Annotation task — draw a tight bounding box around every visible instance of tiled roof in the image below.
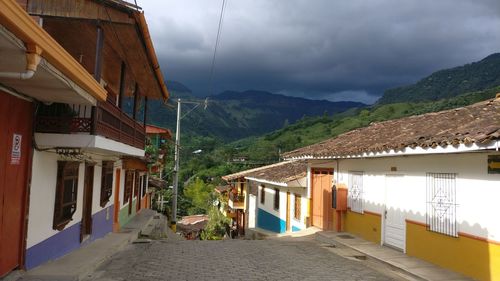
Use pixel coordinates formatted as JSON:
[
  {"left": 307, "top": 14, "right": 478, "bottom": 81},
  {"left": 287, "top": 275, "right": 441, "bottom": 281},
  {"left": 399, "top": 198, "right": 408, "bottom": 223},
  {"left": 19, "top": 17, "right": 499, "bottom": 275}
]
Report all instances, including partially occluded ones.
[
  {"left": 222, "top": 161, "right": 306, "bottom": 184},
  {"left": 245, "top": 161, "right": 307, "bottom": 184},
  {"left": 284, "top": 98, "right": 500, "bottom": 159},
  {"left": 146, "top": 125, "right": 172, "bottom": 138},
  {"left": 222, "top": 161, "right": 289, "bottom": 181},
  {"left": 214, "top": 185, "right": 231, "bottom": 194}
]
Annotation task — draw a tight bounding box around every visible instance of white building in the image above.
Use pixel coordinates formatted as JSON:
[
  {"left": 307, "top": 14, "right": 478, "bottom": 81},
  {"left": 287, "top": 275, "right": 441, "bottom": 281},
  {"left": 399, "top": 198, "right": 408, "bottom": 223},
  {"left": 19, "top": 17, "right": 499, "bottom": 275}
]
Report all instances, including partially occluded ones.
[{"left": 284, "top": 97, "right": 500, "bottom": 281}]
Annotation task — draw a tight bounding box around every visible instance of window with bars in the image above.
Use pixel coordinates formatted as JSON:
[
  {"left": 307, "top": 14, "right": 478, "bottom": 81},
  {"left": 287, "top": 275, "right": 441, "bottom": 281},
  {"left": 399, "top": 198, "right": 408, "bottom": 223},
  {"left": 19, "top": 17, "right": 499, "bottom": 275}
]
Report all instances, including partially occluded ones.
[
  {"left": 426, "top": 173, "right": 458, "bottom": 237},
  {"left": 123, "top": 170, "right": 134, "bottom": 203},
  {"left": 53, "top": 161, "right": 79, "bottom": 231},
  {"left": 274, "top": 188, "right": 280, "bottom": 210},
  {"left": 260, "top": 186, "right": 265, "bottom": 204},
  {"left": 348, "top": 171, "right": 364, "bottom": 213},
  {"left": 100, "top": 161, "right": 114, "bottom": 207},
  {"left": 294, "top": 194, "right": 301, "bottom": 220}
]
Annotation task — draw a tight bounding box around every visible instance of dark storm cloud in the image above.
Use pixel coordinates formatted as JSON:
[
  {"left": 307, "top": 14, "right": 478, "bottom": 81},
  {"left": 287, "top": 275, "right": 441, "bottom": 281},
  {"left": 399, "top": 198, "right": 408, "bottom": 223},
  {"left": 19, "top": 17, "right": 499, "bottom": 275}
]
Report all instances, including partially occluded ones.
[{"left": 141, "top": 0, "right": 500, "bottom": 104}]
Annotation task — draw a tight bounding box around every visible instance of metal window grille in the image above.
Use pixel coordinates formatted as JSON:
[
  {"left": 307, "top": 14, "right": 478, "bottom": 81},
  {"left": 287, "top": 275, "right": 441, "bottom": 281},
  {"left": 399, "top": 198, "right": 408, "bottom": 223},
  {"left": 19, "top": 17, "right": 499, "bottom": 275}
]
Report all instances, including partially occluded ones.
[
  {"left": 348, "top": 172, "right": 363, "bottom": 213},
  {"left": 426, "top": 173, "right": 458, "bottom": 237}
]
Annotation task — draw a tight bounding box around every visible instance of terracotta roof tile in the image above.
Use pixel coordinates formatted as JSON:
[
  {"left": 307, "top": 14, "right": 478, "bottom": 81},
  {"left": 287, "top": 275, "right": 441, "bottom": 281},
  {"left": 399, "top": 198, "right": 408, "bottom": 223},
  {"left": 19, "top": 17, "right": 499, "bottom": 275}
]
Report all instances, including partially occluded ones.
[
  {"left": 245, "top": 161, "right": 307, "bottom": 184},
  {"left": 284, "top": 98, "right": 500, "bottom": 159}
]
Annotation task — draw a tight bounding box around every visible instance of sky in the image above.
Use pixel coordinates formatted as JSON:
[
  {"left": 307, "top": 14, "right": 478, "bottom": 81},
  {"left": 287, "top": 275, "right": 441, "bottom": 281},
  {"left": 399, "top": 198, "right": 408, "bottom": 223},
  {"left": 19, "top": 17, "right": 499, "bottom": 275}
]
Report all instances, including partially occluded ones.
[{"left": 138, "top": 0, "right": 500, "bottom": 104}]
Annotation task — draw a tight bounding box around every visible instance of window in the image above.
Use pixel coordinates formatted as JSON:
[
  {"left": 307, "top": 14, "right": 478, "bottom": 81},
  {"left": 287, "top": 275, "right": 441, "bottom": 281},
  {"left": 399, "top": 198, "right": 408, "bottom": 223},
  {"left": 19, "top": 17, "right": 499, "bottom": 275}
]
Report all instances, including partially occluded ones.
[
  {"left": 426, "top": 173, "right": 457, "bottom": 237},
  {"left": 260, "top": 186, "right": 265, "bottom": 204},
  {"left": 53, "top": 161, "right": 79, "bottom": 230},
  {"left": 100, "top": 161, "right": 114, "bottom": 207},
  {"left": 274, "top": 188, "right": 280, "bottom": 210},
  {"left": 348, "top": 172, "right": 364, "bottom": 213},
  {"left": 124, "top": 170, "right": 133, "bottom": 203},
  {"left": 294, "top": 194, "right": 301, "bottom": 220}
]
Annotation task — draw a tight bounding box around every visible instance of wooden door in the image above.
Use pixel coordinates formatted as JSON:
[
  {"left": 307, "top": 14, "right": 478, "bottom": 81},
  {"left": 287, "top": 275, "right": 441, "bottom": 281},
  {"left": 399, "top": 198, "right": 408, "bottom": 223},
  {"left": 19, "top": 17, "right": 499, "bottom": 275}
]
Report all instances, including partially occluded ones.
[
  {"left": 81, "top": 164, "right": 94, "bottom": 241},
  {"left": 0, "top": 92, "right": 33, "bottom": 277},
  {"left": 384, "top": 175, "right": 406, "bottom": 251},
  {"left": 311, "top": 169, "right": 334, "bottom": 230},
  {"left": 113, "top": 168, "right": 121, "bottom": 232},
  {"left": 286, "top": 192, "right": 291, "bottom": 232}
]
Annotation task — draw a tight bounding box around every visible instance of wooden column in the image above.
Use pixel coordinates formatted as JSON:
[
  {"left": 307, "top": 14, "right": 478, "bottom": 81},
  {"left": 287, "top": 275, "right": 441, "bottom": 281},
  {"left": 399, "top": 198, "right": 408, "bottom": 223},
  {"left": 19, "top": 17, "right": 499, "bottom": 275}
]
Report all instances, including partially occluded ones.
[
  {"left": 132, "top": 83, "right": 139, "bottom": 120},
  {"left": 118, "top": 61, "right": 126, "bottom": 110},
  {"left": 143, "top": 96, "right": 148, "bottom": 126},
  {"left": 91, "top": 24, "right": 104, "bottom": 135}
]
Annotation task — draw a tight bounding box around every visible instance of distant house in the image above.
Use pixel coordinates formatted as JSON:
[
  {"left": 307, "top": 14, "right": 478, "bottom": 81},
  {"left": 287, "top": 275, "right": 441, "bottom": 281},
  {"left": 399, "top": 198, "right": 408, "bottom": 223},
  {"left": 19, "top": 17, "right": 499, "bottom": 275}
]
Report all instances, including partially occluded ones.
[
  {"left": 245, "top": 161, "right": 308, "bottom": 233},
  {"left": 0, "top": 0, "right": 169, "bottom": 275},
  {"left": 177, "top": 215, "right": 209, "bottom": 240},
  {"left": 221, "top": 161, "right": 309, "bottom": 235},
  {"left": 283, "top": 97, "right": 500, "bottom": 281}
]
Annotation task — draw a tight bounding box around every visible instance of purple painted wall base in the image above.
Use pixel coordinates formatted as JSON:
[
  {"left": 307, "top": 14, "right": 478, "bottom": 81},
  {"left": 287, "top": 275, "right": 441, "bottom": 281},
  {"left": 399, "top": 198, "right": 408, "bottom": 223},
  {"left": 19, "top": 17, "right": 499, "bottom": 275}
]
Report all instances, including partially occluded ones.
[{"left": 26, "top": 205, "right": 114, "bottom": 269}]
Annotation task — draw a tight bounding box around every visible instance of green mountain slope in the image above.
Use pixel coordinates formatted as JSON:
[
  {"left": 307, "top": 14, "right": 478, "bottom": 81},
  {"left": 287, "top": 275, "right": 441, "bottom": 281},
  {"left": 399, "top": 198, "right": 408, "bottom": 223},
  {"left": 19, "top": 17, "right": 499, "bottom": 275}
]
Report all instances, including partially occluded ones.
[
  {"left": 146, "top": 85, "right": 364, "bottom": 142},
  {"left": 378, "top": 53, "right": 500, "bottom": 104}
]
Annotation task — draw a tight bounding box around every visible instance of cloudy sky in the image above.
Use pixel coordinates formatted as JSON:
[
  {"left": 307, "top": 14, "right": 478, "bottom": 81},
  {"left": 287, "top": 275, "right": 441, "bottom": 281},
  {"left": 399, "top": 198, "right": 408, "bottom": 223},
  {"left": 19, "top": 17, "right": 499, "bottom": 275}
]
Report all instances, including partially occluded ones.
[{"left": 139, "top": 0, "right": 500, "bottom": 104}]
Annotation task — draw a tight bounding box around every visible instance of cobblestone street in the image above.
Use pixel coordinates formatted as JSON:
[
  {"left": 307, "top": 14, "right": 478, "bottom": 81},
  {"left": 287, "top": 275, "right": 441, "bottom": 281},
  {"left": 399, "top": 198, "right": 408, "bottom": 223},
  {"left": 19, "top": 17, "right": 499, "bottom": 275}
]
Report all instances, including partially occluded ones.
[{"left": 85, "top": 236, "right": 404, "bottom": 281}]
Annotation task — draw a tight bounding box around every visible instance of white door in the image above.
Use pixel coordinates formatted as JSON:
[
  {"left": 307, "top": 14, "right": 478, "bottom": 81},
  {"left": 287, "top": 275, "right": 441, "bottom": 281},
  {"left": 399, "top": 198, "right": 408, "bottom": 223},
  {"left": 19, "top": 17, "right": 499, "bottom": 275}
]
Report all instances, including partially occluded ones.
[
  {"left": 248, "top": 194, "right": 256, "bottom": 228},
  {"left": 384, "top": 175, "right": 406, "bottom": 251}
]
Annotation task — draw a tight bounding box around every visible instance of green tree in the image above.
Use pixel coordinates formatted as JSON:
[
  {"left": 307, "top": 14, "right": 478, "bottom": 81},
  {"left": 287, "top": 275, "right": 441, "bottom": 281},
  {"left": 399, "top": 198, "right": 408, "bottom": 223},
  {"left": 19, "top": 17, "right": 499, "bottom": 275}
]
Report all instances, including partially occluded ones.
[
  {"left": 201, "top": 206, "right": 230, "bottom": 240},
  {"left": 183, "top": 178, "right": 214, "bottom": 214}
]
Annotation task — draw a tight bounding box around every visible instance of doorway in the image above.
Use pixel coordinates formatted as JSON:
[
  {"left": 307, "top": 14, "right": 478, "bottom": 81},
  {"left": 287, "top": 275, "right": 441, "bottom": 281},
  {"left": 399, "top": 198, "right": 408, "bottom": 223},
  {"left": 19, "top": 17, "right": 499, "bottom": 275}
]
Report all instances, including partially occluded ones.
[
  {"left": 0, "top": 92, "right": 33, "bottom": 276},
  {"left": 81, "top": 164, "right": 94, "bottom": 241},
  {"left": 384, "top": 175, "right": 406, "bottom": 252},
  {"left": 311, "top": 169, "right": 334, "bottom": 230}
]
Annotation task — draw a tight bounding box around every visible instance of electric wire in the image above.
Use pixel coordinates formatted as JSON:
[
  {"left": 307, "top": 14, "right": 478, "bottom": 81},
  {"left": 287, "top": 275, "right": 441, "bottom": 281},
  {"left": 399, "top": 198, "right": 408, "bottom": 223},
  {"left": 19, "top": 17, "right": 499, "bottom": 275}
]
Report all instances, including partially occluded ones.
[{"left": 208, "top": 0, "right": 228, "bottom": 97}]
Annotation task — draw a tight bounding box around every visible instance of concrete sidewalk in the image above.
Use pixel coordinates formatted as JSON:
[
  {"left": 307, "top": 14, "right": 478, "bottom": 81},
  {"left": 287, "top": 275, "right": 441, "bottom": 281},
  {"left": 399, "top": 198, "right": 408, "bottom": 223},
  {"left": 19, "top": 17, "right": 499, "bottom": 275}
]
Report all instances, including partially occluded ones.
[
  {"left": 315, "top": 231, "right": 472, "bottom": 281},
  {"left": 12, "top": 209, "right": 159, "bottom": 281}
]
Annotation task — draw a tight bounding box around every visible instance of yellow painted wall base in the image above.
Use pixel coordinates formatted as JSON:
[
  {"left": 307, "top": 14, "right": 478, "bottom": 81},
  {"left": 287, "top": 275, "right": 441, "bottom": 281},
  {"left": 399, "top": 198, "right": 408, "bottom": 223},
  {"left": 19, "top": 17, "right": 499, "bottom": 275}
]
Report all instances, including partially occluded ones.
[
  {"left": 344, "top": 210, "right": 381, "bottom": 244},
  {"left": 406, "top": 222, "right": 500, "bottom": 281}
]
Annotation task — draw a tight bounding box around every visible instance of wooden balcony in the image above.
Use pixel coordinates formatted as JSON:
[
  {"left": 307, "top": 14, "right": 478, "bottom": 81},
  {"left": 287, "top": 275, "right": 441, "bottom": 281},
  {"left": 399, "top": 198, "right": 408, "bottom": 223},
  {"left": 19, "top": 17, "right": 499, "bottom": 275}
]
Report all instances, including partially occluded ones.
[
  {"left": 35, "top": 101, "right": 145, "bottom": 149},
  {"left": 228, "top": 192, "right": 245, "bottom": 210}
]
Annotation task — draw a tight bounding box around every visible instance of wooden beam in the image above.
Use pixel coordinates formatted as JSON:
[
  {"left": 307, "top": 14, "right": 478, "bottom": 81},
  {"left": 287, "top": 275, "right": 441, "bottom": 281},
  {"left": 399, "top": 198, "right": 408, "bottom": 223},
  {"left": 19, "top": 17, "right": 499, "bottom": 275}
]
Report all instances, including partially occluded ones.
[
  {"left": 118, "top": 61, "right": 126, "bottom": 109},
  {"left": 132, "top": 83, "right": 138, "bottom": 120},
  {"left": 94, "top": 25, "right": 104, "bottom": 81},
  {"left": 143, "top": 96, "right": 148, "bottom": 127}
]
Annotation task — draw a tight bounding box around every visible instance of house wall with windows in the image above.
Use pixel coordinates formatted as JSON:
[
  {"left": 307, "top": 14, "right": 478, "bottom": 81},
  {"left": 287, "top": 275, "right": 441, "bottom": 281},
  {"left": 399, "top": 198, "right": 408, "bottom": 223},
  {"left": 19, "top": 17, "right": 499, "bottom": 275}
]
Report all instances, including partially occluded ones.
[
  {"left": 25, "top": 151, "right": 115, "bottom": 269},
  {"left": 255, "top": 184, "right": 308, "bottom": 233},
  {"left": 314, "top": 152, "right": 500, "bottom": 281}
]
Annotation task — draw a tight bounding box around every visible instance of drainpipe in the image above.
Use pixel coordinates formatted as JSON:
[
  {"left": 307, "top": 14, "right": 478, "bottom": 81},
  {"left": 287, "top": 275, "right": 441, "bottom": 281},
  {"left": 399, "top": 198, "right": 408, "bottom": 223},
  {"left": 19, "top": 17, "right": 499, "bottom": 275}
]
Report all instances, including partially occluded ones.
[{"left": 0, "top": 44, "right": 41, "bottom": 80}]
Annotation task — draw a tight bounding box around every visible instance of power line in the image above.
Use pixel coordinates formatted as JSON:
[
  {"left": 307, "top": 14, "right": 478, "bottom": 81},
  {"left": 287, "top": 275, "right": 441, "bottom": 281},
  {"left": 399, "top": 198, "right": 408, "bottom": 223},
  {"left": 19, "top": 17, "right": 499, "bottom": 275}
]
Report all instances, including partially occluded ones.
[{"left": 208, "top": 0, "right": 228, "bottom": 96}]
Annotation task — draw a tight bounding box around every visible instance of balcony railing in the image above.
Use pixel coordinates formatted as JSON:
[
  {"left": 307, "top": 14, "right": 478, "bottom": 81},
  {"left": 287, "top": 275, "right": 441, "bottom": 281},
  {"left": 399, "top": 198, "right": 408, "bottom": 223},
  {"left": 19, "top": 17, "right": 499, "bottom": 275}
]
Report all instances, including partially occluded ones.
[
  {"left": 228, "top": 192, "right": 245, "bottom": 210},
  {"left": 36, "top": 102, "right": 145, "bottom": 149}
]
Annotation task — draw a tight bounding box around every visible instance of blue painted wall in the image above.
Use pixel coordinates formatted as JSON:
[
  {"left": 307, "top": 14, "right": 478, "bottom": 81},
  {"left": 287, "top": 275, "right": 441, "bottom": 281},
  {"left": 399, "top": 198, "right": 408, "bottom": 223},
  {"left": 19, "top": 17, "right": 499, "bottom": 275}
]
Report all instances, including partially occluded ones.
[
  {"left": 257, "top": 208, "right": 286, "bottom": 233},
  {"left": 26, "top": 206, "right": 113, "bottom": 269},
  {"left": 292, "top": 225, "right": 302, "bottom": 232}
]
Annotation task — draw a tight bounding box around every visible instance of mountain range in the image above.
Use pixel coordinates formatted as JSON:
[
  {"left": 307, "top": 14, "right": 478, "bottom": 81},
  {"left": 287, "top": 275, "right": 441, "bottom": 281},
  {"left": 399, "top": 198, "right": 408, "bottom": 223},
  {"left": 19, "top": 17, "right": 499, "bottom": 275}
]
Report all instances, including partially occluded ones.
[{"left": 146, "top": 88, "right": 364, "bottom": 141}]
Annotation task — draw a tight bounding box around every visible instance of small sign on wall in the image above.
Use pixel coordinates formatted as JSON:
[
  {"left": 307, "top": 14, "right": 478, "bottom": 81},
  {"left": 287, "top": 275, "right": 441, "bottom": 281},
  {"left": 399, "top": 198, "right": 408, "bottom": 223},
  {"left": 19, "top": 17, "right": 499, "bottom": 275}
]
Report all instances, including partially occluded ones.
[
  {"left": 488, "top": 155, "right": 500, "bottom": 174},
  {"left": 11, "top": 133, "right": 22, "bottom": 165}
]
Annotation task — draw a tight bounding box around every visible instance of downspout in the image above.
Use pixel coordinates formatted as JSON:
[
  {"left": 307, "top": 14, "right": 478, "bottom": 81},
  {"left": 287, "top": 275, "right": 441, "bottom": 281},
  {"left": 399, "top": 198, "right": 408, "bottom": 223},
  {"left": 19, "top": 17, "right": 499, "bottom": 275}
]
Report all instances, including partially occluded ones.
[{"left": 0, "top": 44, "right": 41, "bottom": 80}]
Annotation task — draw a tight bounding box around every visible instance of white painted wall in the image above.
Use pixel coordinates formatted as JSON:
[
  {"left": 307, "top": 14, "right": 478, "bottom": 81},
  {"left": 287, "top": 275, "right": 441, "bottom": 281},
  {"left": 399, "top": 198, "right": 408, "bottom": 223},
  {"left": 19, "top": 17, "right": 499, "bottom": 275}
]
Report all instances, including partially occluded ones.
[
  {"left": 248, "top": 194, "right": 256, "bottom": 228},
  {"left": 312, "top": 152, "right": 500, "bottom": 242},
  {"left": 256, "top": 183, "right": 308, "bottom": 231},
  {"left": 27, "top": 151, "right": 116, "bottom": 248}
]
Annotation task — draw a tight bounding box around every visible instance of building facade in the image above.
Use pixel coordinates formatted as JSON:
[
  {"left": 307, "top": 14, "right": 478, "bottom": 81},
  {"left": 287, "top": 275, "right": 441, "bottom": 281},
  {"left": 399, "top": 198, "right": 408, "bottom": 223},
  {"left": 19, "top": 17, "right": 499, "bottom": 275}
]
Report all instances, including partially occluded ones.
[
  {"left": 0, "top": 0, "right": 169, "bottom": 275},
  {"left": 284, "top": 98, "right": 500, "bottom": 281}
]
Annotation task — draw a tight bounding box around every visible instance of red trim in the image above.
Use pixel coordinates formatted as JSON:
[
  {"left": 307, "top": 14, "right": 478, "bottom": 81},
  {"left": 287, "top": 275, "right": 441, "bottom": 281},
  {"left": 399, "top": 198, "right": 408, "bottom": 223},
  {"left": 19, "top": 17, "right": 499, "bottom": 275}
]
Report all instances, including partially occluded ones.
[
  {"left": 405, "top": 219, "right": 428, "bottom": 227},
  {"left": 406, "top": 219, "right": 500, "bottom": 246},
  {"left": 458, "top": 232, "right": 500, "bottom": 246},
  {"left": 363, "top": 210, "right": 382, "bottom": 217}
]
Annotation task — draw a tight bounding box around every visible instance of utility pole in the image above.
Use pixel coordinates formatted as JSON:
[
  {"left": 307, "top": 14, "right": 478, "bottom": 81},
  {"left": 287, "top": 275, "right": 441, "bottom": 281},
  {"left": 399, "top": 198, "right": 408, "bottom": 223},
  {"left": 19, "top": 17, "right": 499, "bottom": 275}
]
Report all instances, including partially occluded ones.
[{"left": 171, "top": 98, "right": 181, "bottom": 231}]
